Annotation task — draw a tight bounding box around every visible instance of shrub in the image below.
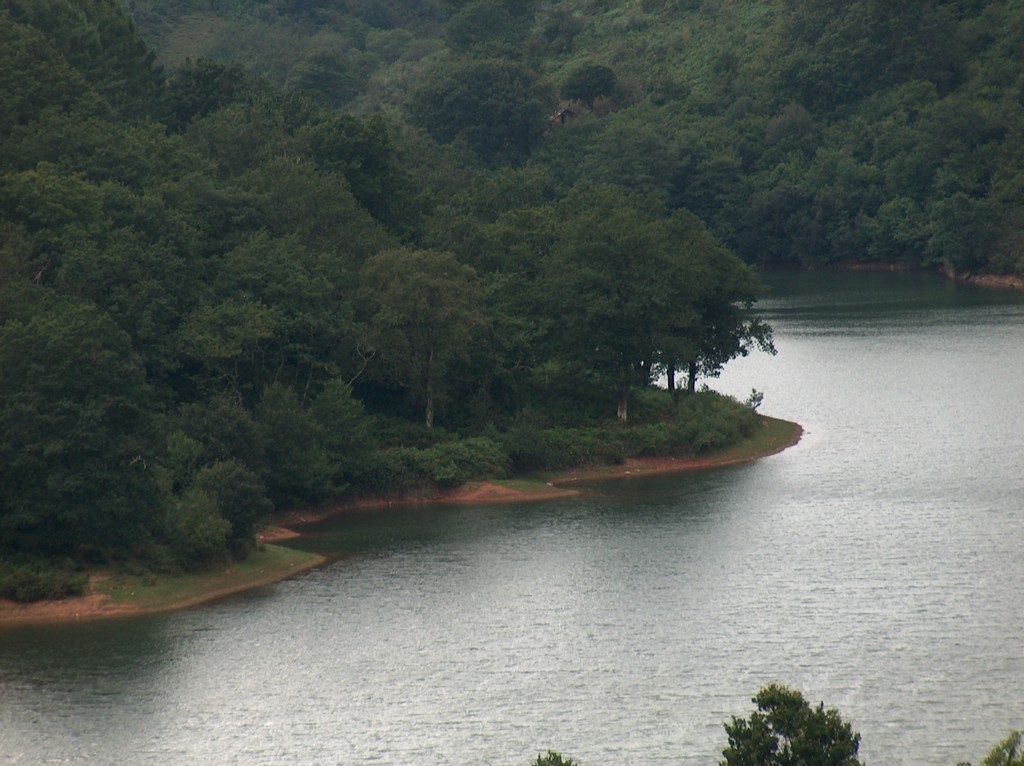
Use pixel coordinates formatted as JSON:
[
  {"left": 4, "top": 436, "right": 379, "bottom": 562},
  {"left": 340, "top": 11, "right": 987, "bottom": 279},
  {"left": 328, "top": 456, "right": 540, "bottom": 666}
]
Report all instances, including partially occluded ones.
[
  {"left": 627, "top": 386, "right": 676, "bottom": 425},
  {"left": 0, "top": 559, "right": 87, "bottom": 602},
  {"left": 500, "top": 416, "right": 557, "bottom": 472},
  {"left": 357, "top": 437, "right": 511, "bottom": 493},
  {"left": 543, "top": 426, "right": 627, "bottom": 468},
  {"left": 165, "top": 488, "right": 231, "bottom": 568},
  {"left": 427, "top": 437, "right": 511, "bottom": 488},
  {"left": 534, "top": 752, "right": 577, "bottom": 766},
  {"left": 671, "top": 391, "right": 759, "bottom": 454}
]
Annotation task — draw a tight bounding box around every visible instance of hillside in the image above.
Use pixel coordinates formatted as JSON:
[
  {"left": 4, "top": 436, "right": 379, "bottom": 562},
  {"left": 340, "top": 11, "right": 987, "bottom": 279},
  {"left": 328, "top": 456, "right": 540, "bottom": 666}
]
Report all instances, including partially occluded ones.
[{"left": 127, "top": 0, "right": 1024, "bottom": 276}]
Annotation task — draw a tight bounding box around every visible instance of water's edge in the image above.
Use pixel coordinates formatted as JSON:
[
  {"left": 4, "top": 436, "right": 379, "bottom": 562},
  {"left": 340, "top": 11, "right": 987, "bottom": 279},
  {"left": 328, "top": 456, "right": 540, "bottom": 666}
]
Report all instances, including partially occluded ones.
[{"left": 0, "top": 418, "right": 801, "bottom": 628}]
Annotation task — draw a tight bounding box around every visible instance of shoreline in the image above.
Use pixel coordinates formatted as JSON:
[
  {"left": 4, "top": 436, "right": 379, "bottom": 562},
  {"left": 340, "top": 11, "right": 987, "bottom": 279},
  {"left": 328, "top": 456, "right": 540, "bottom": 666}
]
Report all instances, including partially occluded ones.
[
  {"left": 1, "top": 417, "right": 801, "bottom": 628},
  {"left": 779, "top": 261, "right": 1024, "bottom": 292}
]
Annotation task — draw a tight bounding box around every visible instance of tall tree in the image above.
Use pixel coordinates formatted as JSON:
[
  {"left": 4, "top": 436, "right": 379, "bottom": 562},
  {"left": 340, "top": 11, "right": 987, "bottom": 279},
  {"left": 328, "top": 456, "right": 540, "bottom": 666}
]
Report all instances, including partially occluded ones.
[
  {"left": 0, "top": 299, "right": 158, "bottom": 556},
  {"left": 359, "top": 249, "right": 484, "bottom": 428},
  {"left": 537, "top": 185, "right": 769, "bottom": 422}
]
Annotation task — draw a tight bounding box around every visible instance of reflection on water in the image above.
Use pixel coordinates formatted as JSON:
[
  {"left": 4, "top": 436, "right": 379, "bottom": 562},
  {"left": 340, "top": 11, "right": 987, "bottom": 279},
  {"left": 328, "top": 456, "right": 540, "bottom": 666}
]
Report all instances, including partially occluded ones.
[{"left": 2, "top": 271, "right": 1024, "bottom": 765}]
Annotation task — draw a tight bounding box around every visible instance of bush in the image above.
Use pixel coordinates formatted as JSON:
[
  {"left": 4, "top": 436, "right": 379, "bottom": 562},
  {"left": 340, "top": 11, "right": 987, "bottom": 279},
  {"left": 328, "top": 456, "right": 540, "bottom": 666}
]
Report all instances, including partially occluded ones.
[
  {"left": 621, "top": 422, "right": 675, "bottom": 456},
  {"left": 356, "top": 437, "right": 511, "bottom": 493},
  {"left": 0, "top": 559, "right": 88, "bottom": 602},
  {"left": 165, "top": 488, "right": 231, "bottom": 568},
  {"left": 671, "top": 391, "right": 759, "bottom": 454},
  {"left": 193, "top": 459, "right": 273, "bottom": 552},
  {"left": 543, "top": 426, "right": 626, "bottom": 468},
  {"left": 627, "top": 386, "right": 676, "bottom": 425},
  {"left": 499, "top": 416, "right": 557, "bottom": 472},
  {"left": 534, "top": 752, "right": 577, "bottom": 766},
  {"left": 358, "top": 391, "right": 760, "bottom": 493},
  {"left": 427, "top": 437, "right": 511, "bottom": 488}
]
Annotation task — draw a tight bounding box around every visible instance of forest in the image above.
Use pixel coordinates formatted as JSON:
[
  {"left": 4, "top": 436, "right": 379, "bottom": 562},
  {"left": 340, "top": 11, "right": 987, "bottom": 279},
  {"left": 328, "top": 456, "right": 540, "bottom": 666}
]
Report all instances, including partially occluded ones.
[{"left": 3, "top": 0, "right": 1022, "bottom": 598}]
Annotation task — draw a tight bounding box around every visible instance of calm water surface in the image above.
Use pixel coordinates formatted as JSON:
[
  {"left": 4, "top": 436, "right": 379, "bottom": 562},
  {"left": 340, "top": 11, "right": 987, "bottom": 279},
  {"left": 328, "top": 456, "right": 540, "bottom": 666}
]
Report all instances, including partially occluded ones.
[{"left": 2, "top": 271, "right": 1023, "bottom": 765}]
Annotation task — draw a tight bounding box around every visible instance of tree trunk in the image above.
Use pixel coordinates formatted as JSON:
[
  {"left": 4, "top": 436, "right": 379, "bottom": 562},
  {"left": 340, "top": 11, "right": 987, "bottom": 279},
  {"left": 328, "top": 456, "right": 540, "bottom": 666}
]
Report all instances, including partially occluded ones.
[
  {"left": 617, "top": 387, "right": 629, "bottom": 423},
  {"left": 687, "top": 361, "right": 698, "bottom": 394},
  {"left": 424, "top": 346, "right": 435, "bottom": 428},
  {"left": 667, "top": 365, "right": 678, "bottom": 401}
]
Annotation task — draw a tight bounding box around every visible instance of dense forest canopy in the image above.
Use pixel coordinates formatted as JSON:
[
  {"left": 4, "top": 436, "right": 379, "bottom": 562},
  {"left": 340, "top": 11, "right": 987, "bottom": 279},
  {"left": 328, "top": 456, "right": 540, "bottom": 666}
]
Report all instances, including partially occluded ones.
[
  {"left": 3, "top": 0, "right": 1021, "bottom": 596},
  {"left": 126, "top": 0, "right": 1024, "bottom": 275},
  {"left": 0, "top": 0, "right": 774, "bottom": 595}
]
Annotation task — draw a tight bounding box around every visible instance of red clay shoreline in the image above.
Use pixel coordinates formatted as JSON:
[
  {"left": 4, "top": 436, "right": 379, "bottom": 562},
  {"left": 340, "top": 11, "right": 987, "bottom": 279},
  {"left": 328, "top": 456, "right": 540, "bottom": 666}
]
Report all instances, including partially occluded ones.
[
  {"left": 272, "top": 417, "right": 803, "bottom": 530},
  {"left": 1, "top": 418, "right": 802, "bottom": 627}
]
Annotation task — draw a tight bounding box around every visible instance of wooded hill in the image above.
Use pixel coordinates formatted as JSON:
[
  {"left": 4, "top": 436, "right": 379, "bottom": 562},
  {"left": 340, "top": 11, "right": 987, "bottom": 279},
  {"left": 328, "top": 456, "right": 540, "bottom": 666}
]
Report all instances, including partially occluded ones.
[
  {"left": 1, "top": 0, "right": 775, "bottom": 597},
  {"left": 129, "top": 0, "right": 1024, "bottom": 276}
]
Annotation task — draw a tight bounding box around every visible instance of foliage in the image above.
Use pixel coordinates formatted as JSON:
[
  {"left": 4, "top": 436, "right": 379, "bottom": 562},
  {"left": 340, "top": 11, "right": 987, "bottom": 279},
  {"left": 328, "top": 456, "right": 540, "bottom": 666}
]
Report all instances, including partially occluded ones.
[
  {"left": 193, "top": 459, "right": 273, "bottom": 552},
  {"left": 561, "top": 62, "right": 620, "bottom": 109},
  {"left": 2, "top": 0, "right": 795, "bottom": 588},
  {"left": 0, "top": 299, "right": 158, "bottom": 556},
  {"left": 408, "top": 55, "right": 554, "bottom": 166},
  {"left": 0, "top": 558, "right": 87, "bottom": 602},
  {"left": 359, "top": 248, "right": 485, "bottom": 427},
  {"left": 498, "top": 391, "right": 759, "bottom": 472},
  {"left": 358, "top": 436, "right": 510, "bottom": 493},
  {"left": 981, "top": 731, "right": 1024, "bottom": 766},
  {"left": 533, "top": 752, "right": 577, "bottom": 766},
  {"left": 721, "top": 684, "right": 863, "bottom": 766}
]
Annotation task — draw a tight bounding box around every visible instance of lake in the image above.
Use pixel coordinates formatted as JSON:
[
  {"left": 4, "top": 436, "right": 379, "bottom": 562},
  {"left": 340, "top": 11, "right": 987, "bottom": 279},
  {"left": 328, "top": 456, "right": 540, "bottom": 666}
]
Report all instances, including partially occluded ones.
[{"left": 2, "top": 270, "right": 1023, "bottom": 765}]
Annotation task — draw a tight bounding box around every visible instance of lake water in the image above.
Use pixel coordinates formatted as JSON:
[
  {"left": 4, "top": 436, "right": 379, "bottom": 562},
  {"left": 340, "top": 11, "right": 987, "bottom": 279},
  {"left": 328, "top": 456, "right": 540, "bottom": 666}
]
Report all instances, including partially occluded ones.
[{"left": 2, "top": 271, "right": 1023, "bottom": 765}]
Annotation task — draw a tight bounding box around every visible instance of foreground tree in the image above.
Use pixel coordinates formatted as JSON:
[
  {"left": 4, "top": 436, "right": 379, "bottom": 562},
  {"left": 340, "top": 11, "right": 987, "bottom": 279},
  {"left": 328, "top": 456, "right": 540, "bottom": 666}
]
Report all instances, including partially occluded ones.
[
  {"left": 979, "top": 731, "right": 1024, "bottom": 766},
  {"left": 721, "top": 684, "right": 862, "bottom": 766}
]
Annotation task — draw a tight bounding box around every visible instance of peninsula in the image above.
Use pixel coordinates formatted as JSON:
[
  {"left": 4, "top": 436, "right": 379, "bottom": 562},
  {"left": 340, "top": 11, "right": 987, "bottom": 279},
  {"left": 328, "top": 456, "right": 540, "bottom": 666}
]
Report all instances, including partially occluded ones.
[{"left": 0, "top": 417, "right": 800, "bottom": 627}]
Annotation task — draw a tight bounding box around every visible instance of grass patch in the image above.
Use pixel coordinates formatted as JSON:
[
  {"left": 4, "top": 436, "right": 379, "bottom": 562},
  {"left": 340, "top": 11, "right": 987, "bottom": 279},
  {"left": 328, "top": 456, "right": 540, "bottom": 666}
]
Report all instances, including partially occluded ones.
[
  {"left": 702, "top": 416, "right": 802, "bottom": 464},
  {"left": 97, "top": 544, "right": 321, "bottom": 612},
  {"left": 487, "top": 478, "right": 564, "bottom": 493}
]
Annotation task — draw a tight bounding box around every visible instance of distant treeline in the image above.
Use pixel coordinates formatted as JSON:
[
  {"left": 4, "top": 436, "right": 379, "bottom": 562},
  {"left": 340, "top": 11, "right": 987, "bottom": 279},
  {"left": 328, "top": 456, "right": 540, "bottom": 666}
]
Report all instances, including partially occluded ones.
[{"left": 129, "top": 0, "right": 1024, "bottom": 277}]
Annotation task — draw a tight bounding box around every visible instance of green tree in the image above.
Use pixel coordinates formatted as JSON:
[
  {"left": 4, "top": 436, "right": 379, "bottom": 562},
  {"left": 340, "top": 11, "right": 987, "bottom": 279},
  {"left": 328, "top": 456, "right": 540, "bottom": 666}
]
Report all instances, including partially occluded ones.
[
  {"left": 0, "top": 13, "right": 89, "bottom": 134},
  {"left": 253, "top": 382, "right": 335, "bottom": 506},
  {"left": 679, "top": 212, "right": 776, "bottom": 393},
  {"left": 163, "top": 57, "right": 250, "bottom": 132},
  {"left": 359, "top": 248, "right": 484, "bottom": 428},
  {"left": 193, "top": 459, "right": 272, "bottom": 553},
  {"left": 540, "top": 185, "right": 681, "bottom": 422},
  {"left": 408, "top": 56, "right": 554, "bottom": 165},
  {"left": 561, "top": 62, "right": 620, "bottom": 109},
  {"left": 177, "top": 297, "right": 277, "bottom": 403},
  {"left": 0, "top": 299, "right": 158, "bottom": 556},
  {"left": 175, "top": 396, "right": 267, "bottom": 480},
  {"left": 309, "top": 379, "right": 375, "bottom": 484},
  {"left": 445, "top": 0, "right": 533, "bottom": 53},
  {"left": 4, "top": 0, "right": 164, "bottom": 118},
  {"left": 721, "top": 684, "right": 862, "bottom": 766},
  {"left": 536, "top": 185, "right": 768, "bottom": 422},
  {"left": 980, "top": 732, "right": 1024, "bottom": 766},
  {"left": 164, "top": 485, "right": 231, "bottom": 567}
]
